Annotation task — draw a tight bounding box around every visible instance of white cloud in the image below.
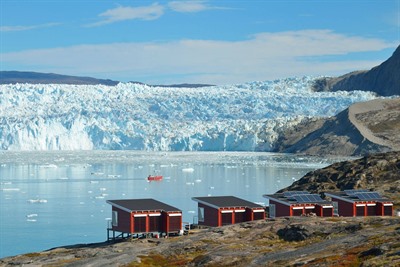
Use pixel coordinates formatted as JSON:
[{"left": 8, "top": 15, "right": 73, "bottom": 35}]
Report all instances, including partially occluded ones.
[
  {"left": 86, "top": 3, "right": 164, "bottom": 27},
  {"left": 1, "top": 30, "right": 396, "bottom": 85},
  {"left": 168, "top": 1, "right": 211, "bottom": 13},
  {"left": 0, "top": 23, "right": 59, "bottom": 32},
  {"left": 86, "top": 1, "right": 224, "bottom": 27}
]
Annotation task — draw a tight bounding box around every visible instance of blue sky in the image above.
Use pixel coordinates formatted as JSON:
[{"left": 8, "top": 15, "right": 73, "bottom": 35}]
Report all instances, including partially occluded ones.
[{"left": 1, "top": 0, "right": 399, "bottom": 85}]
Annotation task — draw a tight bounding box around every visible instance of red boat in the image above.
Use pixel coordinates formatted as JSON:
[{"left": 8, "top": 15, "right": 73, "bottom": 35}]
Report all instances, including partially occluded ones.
[{"left": 147, "top": 175, "right": 163, "bottom": 181}]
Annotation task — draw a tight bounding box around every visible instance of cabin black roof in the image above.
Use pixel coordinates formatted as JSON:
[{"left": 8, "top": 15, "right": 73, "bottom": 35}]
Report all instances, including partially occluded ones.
[
  {"left": 263, "top": 191, "right": 332, "bottom": 206},
  {"left": 107, "top": 198, "right": 181, "bottom": 213},
  {"left": 325, "top": 190, "right": 392, "bottom": 203},
  {"left": 192, "top": 196, "right": 263, "bottom": 209}
]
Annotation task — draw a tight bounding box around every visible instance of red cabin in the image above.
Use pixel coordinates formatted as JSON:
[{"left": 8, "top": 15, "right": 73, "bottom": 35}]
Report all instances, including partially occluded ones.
[
  {"left": 192, "top": 196, "right": 265, "bottom": 227},
  {"left": 263, "top": 191, "right": 334, "bottom": 218},
  {"left": 106, "top": 198, "right": 182, "bottom": 240},
  {"left": 325, "top": 190, "right": 393, "bottom": 217}
]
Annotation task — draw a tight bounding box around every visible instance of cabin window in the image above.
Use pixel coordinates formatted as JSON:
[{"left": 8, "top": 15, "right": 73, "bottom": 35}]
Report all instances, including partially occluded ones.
[
  {"left": 332, "top": 202, "right": 338, "bottom": 216},
  {"left": 112, "top": 211, "right": 118, "bottom": 226},
  {"left": 198, "top": 207, "right": 204, "bottom": 222}
]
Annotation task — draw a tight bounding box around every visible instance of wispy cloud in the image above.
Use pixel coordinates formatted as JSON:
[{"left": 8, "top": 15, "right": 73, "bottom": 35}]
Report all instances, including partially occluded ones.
[
  {"left": 87, "top": 1, "right": 225, "bottom": 27},
  {"left": 1, "top": 30, "right": 396, "bottom": 85},
  {"left": 86, "top": 3, "right": 165, "bottom": 27},
  {"left": 168, "top": 1, "right": 213, "bottom": 13},
  {"left": 0, "top": 22, "right": 59, "bottom": 32}
]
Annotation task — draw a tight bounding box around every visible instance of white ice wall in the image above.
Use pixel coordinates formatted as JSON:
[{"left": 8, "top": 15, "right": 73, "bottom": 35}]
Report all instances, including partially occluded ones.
[{"left": 0, "top": 77, "right": 377, "bottom": 151}]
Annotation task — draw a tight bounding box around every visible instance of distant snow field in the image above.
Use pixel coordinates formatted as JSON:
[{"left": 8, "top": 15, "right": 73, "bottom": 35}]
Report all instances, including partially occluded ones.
[{"left": 0, "top": 76, "right": 377, "bottom": 151}]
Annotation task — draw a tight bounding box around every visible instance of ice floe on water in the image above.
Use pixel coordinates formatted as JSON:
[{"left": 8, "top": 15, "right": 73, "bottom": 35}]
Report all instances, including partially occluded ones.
[
  {"left": 1, "top": 188, "right": 20, "bottom": 191},
  {"left": 27, "top": 199, "right": 48, "bottom": 203}
]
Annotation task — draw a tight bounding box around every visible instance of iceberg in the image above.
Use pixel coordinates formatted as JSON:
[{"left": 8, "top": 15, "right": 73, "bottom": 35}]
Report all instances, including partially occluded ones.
[{"left": 0, "top": 76, "right": 377, "bottom": 151}]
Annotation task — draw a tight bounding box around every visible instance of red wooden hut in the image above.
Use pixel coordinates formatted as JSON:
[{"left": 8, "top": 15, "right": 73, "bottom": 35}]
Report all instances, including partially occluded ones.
[
  {"left": 263, "top": 191, "right": 334, "bottom": 218},
  {"left": 191, "top": 196, "right": 265, "bottom": 227},
  {"left": 325, "top": 190, "right": 393, "bottom": 217},
  {"left": 106, "top": 198, "right": 182, "bottom": 240}
]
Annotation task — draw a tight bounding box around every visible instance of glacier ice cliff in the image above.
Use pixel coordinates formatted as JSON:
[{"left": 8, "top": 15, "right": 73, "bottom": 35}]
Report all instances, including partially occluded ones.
[{"left": 0, "top": 76, "right": 377, "bottom": 151}]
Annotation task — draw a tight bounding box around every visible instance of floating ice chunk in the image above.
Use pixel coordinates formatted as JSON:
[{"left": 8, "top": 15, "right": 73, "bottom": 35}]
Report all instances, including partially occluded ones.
[
  {"left": 195, "top": 179, "right": 202, "bottom": 183},
  {"left": 91, "top": 172, "right": 104, "bottom": 176},
  {"left": 1, "top": 188, "right": 20, "bottom": 191},
  {"left": 40, "top": 164, "right": 58, "bottom": 168},
  {"left": 90, "top": 181, "right": 99, "bottom": 184},
  {"left": 26, "top": 214, "right": 38, "bottom": 218},
  {"left": 107, "top": 174, "right": 120, "bottom": 178},
  {"left": 99, "top": 187, "right": 107, "bottom": 191},
  {"left": 27, "top": 199, "right": 47, "bottom": 203},
  {"left": 182, "top": 168, "right": 194, "bottom": 172},
  {"left": 27, "top": 219, "right": 37, "bottom": 222}
]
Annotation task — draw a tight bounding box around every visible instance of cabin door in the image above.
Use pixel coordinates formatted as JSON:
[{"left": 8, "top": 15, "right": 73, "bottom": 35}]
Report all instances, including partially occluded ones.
[{"left": 269, "top": 204, "right": 275, "bottom": 218}]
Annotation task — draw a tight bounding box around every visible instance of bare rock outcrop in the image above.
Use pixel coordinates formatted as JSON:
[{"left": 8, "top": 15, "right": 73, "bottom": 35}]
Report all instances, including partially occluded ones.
[{"left": 277, "top": 98, "right": 400, "bottom": 156}]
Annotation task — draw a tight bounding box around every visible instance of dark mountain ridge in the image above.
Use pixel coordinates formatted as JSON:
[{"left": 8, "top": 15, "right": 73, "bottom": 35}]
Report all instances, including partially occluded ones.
[
  {"left": 0, "top": 71, "right": 120, "bottom": 86},
  {"left": 0, "top": 71, "right": 214, "bottom": 88},
  {"left": 312, "top": 45, "right": 400, "bottom": 96}
]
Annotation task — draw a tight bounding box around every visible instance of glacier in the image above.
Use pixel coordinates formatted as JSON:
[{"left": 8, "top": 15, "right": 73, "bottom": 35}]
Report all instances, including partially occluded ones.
[{"left": 0, "top": 76, "right": 378, "bottom": 151}]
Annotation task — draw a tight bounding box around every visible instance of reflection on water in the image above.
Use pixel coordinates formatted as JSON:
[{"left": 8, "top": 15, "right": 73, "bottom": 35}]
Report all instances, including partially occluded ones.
[{"left": 0, "top": 151, "right": 344, "bottom": 258}]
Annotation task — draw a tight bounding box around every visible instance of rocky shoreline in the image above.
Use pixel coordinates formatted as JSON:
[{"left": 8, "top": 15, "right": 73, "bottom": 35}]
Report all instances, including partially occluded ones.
[{"left": 1, "top": 216, "right": 399, "bottom": 266}]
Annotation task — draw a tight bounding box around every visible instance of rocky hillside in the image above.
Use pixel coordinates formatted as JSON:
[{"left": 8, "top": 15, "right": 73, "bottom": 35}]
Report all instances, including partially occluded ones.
[
  {"left": 312, "top": 45, "right": 400, "bottom": 96},
  {"left": 1, "top": 216, "right": 399, "bottom": 267},
  {"left": 278, "top": 151, "right": 400, "bottom": 207},
  {"left": 276, "top": 98, "right": 400, "bottom": 156}
]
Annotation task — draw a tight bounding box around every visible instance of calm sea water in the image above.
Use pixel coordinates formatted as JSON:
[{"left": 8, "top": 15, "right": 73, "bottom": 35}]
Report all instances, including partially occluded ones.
[{"left": 0, "top": 151, "right": 343, "bottom": 258}]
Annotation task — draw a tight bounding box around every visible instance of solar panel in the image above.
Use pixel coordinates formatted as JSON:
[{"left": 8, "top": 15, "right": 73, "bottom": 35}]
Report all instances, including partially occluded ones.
[
  {"left": 283, "top": 191, "right": 309, "bottom": 198},
  {"left": 293, "top": 194, "right": 324, "bottom": 203},
  {"left": 353, "top": 192, "right": 381, "bottom": 200},
  {"left": 344, "top": 189, "right": 370, "bottom": 196}
]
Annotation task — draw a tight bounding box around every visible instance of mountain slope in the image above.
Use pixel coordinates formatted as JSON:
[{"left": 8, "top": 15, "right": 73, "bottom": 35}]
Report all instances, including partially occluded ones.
[
  {"left": 278, "top": 98, "right": 400, "bottom": 156},
  {"left": 312, "top": 45, "right": 400, "bottom": 96}
]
